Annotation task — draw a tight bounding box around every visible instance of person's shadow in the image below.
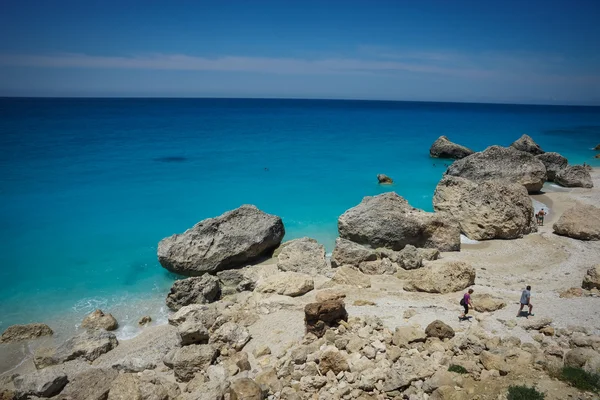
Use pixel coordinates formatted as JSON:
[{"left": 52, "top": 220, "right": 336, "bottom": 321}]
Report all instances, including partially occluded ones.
[
  {"left": 516, "top": 311, "right": 532, "bottom": 318},
  {"left": 458, "top": 316, "right": 473, "bottom": 322}
]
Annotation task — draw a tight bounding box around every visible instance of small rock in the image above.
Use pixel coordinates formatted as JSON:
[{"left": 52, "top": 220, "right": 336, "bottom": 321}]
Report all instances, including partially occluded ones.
[
  {"left": 81, "top": 309, "right": 118, "bottom": 331},
  {"left": 304, "top": 300, "right": 348, "bottom": 338},
  {"left": 377, "top": 174, "right": 393, "bottom": 184},
  {"left": 425, "top": 320, "right": 455, "bottom": 339},
  {"left": 582, "top": 265, "right": 600, "bottom": 290},
  {"left": 138, "top": 316, "right": 152, "bottom": 326},
  {"left": 353, "top": 300, "right": 376, "bottom": 306}
]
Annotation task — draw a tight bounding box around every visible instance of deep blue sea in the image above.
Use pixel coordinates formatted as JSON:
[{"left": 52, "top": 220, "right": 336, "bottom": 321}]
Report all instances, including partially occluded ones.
[{"left": 1, "top": 98, "right": 599, "bottom": 337}]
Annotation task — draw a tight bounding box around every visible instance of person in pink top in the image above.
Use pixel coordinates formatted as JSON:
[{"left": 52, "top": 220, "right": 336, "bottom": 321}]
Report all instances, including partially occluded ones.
[{"left": 460, "top": 288, "right": 474, "bottom": 319}]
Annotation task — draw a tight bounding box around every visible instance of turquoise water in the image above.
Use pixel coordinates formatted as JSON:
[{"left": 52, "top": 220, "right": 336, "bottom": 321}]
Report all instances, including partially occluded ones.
[{"left": 1, "top": 98, "right": 599, "bottom": 336}]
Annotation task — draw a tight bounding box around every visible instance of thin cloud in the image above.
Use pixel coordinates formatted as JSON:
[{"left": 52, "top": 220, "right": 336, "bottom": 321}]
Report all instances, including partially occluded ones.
[{"left": 0, "top": 53, "right": 493, "bottom": 78}]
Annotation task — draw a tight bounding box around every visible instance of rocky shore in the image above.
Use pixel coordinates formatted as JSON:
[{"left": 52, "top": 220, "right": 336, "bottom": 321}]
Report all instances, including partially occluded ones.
[{"left": 1, "top": 138, "right": 599, "bottom": 400}]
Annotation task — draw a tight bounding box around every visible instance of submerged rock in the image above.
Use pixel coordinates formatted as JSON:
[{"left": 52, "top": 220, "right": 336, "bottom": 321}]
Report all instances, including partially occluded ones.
[
  {"left": 433, "top": 175, "right": 536, "bottom": 240},
  {"left": 553, "top": 203, "right": 600, "bottom": 240},
  {"left": 276, "top": 237, "right": 329, "bottom": 276},
  {"left": 510, "top": 134, "right": 544, "bottom": 155},
  {"left": 555, "top": 165, "right": 594, "bottom": 188},
  {"left": 0, "top": 323, "right": 53, "bottom": 343},
  {"left": 377, "top": 174, "right": 394, "bottom": 184},
  {"left": 81, "top": 309, "right": 118, "bottom": 331},
  {"left": 429, "top": 136, "right": 474, "bottom": 159},
  {"left": 158, "top": 205, "right": 284, "bottom": 276},
  {"left": 165, "top": 274, "right": 221, "bottom": 311},
  {"left": 338, "top": 192, "right": 460, "bottom": 252},
  {"left": 536, "top": 152, "right": 568, "bottom": 181},
  {"left": 445, "top": 145, "right": 547, "bottom": 193},
  {"left": 404, "top": 260, "right": 475, "bottom": 294}
]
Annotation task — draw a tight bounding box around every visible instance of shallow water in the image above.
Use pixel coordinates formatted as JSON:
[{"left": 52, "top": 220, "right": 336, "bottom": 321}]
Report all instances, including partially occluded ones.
[{"left": 0, "top": 98, "right": 599, "bottom": 334}]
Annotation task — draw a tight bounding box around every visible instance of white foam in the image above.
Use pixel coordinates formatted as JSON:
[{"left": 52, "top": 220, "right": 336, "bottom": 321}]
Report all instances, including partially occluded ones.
[{"left": 460, "top": 234, "right": 480, "bottom": 245}]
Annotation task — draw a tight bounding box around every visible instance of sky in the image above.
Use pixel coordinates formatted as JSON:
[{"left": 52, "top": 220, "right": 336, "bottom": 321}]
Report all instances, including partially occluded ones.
[{"left": 1, "top": 0, "right": 599, "bottom": 104}]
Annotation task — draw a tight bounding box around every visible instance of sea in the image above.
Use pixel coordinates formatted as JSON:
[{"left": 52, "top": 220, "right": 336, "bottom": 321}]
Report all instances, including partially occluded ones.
[{"left": 1, "top": 98, "right": 599, "bottom": 340}]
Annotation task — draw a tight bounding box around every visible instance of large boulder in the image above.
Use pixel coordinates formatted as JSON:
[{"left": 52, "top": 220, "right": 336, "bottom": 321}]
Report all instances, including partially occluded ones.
[
  {"left": 433, "top": 175, "right": 536, "bottom": 240},
  {"left": 555, "top": 165, "right": 594, "bottom": 188},
  {"left": 81, "top": 309, "right": 118, "bottom": 331},
  {"left": 13, "top": 369, "right": 68, "bottom": 398},
  {"left": 304, "top": 300, "right": 348, "bottom": 338},
  {"left": 276, "top": 237, "right": 328, "bottom": 276},
  {"left": 553, "top": 203, "right": 600, "bottom": 240},
  {"left": 0, "top": 323, "right": 53, "bottom": 343},
  {"left": 165, "top": 274, "right": 221, "bottom": 311},
  {"left": 510, "top": 134, "right": 544, "bottom": 155},
  {"left": 338, "top": 192, "right": 460, "bottom": 252},
  {"left": 582, "top": 265, "right": 600, "bottom": 290},
  {"left": 34, "top": 330, "right": 118, "bottom": 368},
  {"left": 429, "top": 136, "right": 474, "bottom": 159},
  {"left": 445, "top": 145, "right": 547, "bottom": 193},
  {"left": 330, "top": 238, "right": 378, "bottom": 268},
  {"left": 255, "top": 272, "right": 314, "bottom": 297},
  {"left": 536, "top": 152, "right": 568, "bottom": 181},
  {"left": 158, "top": 205, "right": 284, "bottom": 276},
  {"left": 392, "top": 326, "right": 427, "bottom": 347},
  {"left": 404, "top": 260, "right": 475, "bottom": 294}
]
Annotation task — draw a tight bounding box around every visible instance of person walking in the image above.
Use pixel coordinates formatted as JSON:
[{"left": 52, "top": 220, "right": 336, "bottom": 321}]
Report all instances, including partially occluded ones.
[
  {"left": 460, "top": 288, "right": 474, "bottom": 319},
  {"left": 517, "top": 285, "right": 533, "bottom": 317},
  {"left": 537, "top": 209, "right": 547, "bottom": 226}
]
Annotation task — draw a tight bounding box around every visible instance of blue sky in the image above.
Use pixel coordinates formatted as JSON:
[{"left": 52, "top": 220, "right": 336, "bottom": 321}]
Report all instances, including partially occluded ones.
[{"left": 1, "top": 0, "right": 599, "bottom": 104}]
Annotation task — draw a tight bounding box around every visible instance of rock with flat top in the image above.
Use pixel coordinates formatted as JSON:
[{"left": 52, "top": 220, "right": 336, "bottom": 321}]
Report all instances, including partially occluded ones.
[
  {"left": 445, "top": 145, "right": 547, "bottom": 193},
  {"left": 338, "top": 192, "right": 460, "bottom": 252},
  {"left": 81, "top": 309, "right": 118, "bottom": 331},
  {"left": 158, "top": 205, "right": 284, "bottom": 276},
  {"left": 555, "top": 165, "right": 593, "bottom": 188},
  {"left": 510, "top": 134, "right": 544, "bottom": 155},
  {"left": 209, "top": 322, "right": 251, "bottom": 351},
  {"left": 433, "top": 175, "right": 537, "bottom": 240},
  {"left": 430, "top": 136, "right": 474, "bottom": 159},
  {"left": 166, "top": 274, "right": 221, "bottom": 311},
  {"left": 255, "top": 272, "right": 314, "bottom": 297},
  {"left": 34, "top": 330, "right": 118, "bottom": 368},
  {"left": 472, "top": 294, "right": 506, "bottom": 312},
  {"left": 0, "top": 323, "right": 53, "bottom": 343},
  {"left": 13, "top": 369, "right": 68, "bottom": 398},
  {"left": 553, "top": 203, "right": 600, "bottom": 241},
  {"left": 229, "top": 378, "right": 264, "bottom": 400},
  {"left": 404, "top": 260, "right": 475, "bottom": 294},
  {"left": 331, "top": 266, "right": 371, "bottom": 288},
  {"left": 393, "top": 326, "right": 427, "bottom": 347},
  {"left": 536, "top": 152, "right": 568, "bottom": 181}
]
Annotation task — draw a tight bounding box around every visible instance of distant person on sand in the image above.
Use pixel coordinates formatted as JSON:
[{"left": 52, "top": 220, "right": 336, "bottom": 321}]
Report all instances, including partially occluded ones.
[
  {"left": 459, "top": 288, "right": 474, "bottom": 319},
  {"left": 537, "top": 209, "right": 547, "bottom": 226},
  {"left": 517, "top": 285, "right": 533, "bottom": 317}
]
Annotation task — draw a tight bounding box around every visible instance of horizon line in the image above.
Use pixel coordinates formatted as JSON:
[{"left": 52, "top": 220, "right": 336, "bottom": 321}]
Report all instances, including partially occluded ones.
[{"left": 1, "top": 95, "right": 599, "bottom": 108}]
